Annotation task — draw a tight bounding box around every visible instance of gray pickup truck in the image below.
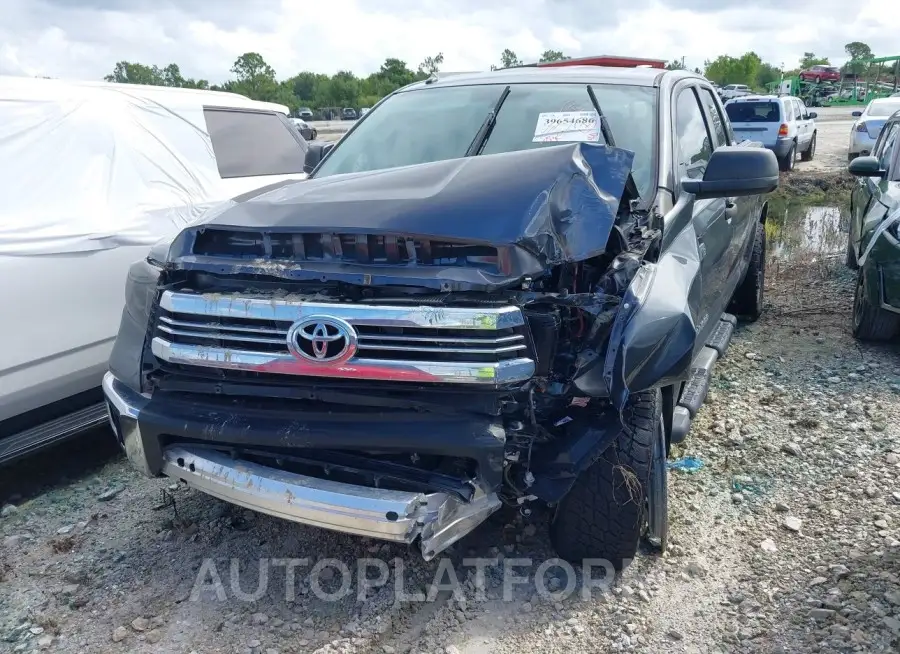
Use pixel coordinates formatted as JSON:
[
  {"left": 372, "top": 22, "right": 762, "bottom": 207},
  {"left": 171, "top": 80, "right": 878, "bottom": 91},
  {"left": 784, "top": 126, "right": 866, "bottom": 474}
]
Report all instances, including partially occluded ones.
[{"left": 103, "top": 60, "right": 778, "bottom": 569}]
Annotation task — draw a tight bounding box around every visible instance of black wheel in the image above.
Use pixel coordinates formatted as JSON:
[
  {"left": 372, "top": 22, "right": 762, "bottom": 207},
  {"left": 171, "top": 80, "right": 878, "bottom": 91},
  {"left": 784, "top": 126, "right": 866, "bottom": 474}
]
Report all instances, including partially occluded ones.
[
  {"left": 550, "top": 389, "right": 661, "bottom": 570},
  {"left": 779, "top": 142, "right": 796, "bottom": 172},
  {"left": 852, "top": 268, "right": 900, "bottom": 341},
  {"left": 801, "top": 133, "right": 816, "bottom": 161},
  {"left": 845, "top": 235, "right": 858, "bottom": 270},
  {"left": 729, "top": 221, "right": 766, "bottom": 321}
]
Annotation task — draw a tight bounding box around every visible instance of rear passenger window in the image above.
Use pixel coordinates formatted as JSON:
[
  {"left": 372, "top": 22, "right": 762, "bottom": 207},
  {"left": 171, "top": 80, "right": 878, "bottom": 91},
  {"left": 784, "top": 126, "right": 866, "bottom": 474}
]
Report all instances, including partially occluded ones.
[
  {"left": 792, "top": 99, "right": 803, "bottom": 119},
  {"left": 699, "top": 88, "right": 728, "bottom": 147},
  {"left": 675, "top": 88, "right": 713, "bottom": 181},
  {"left": 204, "top": 108, "right": 308, "bottom": 178},
  {"left": 782, "top": 101, "right": 794, "bottom": 121}
]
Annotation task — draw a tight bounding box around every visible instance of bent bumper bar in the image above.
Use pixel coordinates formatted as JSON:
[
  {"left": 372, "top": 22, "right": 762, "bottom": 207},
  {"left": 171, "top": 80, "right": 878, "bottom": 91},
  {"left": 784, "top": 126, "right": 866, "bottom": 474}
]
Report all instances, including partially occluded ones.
[{"left": 101, "top": 372, "right": 500, "bottom": 559}]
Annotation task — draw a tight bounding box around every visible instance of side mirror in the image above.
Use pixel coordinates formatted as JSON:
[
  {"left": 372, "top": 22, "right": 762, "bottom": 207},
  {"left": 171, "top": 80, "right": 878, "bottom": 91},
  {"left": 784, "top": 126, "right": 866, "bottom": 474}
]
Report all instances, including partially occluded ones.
[
  {"left": 808, "top": 111, "right": 818, "bottom": 119},
  {"left": 852, "top": 110, "right": 863, "bottom": 117},
  {"left": 847, "top": 155, "right": 885, "bottom": 178},
  {"left": 303, "top": 141, "right": 335, "bottom": 174},
  {"left": 681, "top": 146, "right": 779, "bottom": 200}
]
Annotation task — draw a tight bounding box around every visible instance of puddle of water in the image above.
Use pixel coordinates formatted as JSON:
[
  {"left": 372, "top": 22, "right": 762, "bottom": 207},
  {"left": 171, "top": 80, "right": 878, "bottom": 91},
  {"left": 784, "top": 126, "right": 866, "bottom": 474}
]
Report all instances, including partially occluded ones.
[{"left": 766, "top": 201, "right": 848, "bottom": 262}]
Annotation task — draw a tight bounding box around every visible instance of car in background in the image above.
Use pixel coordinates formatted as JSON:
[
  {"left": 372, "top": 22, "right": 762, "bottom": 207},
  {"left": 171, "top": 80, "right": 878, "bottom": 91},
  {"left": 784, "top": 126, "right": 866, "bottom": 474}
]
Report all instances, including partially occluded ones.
[
  {"left": 724, "top": 95, "right": 817, "bottom": 171},
  {"left": 341, "top": 107, "right": 358, "bottom": 120},
  {"left": 799, "top": 65, "right": 841, "bottom": 84},
  {"left": 359, "top": 107, "right": 370, "bottom": 116},
  {"left": 290, "top": 117, "right": 318, "bottom": 141},
  {"left": 849, "top": 98, "right": 900, "bottom": 160},
  {"left": 0, "top": 77, "right": 309, "bottom": 465},
  {"left": 720, "top": 84, "right": 751, "bottom": 100},
  {"left": 845, "top": 109, "right": 900, "bottom": 340},
  {"left": 297, "top": 107, "right": 314, "bottom": 120}
]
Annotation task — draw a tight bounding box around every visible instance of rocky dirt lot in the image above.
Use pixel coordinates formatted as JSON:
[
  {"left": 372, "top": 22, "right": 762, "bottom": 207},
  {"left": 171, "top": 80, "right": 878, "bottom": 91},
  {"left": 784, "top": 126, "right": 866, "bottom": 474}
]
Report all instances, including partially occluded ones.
[{"left": 2, "top": 141, "right": 899, "bottom": 654}]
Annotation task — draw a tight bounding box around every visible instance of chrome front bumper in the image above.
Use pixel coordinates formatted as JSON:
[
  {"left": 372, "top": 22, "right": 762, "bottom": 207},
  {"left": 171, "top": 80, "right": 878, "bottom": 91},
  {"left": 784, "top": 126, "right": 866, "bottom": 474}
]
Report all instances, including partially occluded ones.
[{"left": 101, "top": 372, "right": 500, "bottom": 559}]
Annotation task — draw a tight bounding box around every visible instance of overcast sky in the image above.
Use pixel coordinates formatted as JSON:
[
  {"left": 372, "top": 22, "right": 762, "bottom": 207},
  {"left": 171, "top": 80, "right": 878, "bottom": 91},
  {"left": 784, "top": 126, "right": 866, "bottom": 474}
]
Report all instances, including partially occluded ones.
[{"left": 1, "top": 0, "right": 897, "bottom": 82}]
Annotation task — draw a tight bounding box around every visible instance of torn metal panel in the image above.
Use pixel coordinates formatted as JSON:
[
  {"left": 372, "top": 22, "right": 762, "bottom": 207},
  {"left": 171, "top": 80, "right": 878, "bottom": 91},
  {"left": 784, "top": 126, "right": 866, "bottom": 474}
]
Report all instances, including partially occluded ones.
[{"left": 603, "top": 222, "right": 703, "bottom": 411}]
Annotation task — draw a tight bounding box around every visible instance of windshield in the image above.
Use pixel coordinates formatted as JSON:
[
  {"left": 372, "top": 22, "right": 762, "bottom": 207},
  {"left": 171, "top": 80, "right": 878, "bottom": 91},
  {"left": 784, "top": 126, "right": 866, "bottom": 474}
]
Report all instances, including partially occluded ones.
[
  {"left": 725, "top": 101, "right": 781, "bottom": 123},
  {"left": 867, "top": 101, "right": 900, "bottom": 118},
  {"left": 313, "top": 83, "right": 658, "bottom": 199}
]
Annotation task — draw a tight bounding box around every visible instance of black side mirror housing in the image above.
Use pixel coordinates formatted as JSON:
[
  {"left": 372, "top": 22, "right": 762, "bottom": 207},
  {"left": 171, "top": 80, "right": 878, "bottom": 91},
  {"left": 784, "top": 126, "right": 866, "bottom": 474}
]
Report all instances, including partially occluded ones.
[
  {"left": 304, "top": 141, "right": 335, "bottom": 174},
  {"left": 681, "top": 146, "right": 779, "bottom": 200},
  {"left": 848, "top": 155, "right": 885, "bottom": 178},
  {"left": 852, "top": 110, "right": 863, "bottom": 117},
  {"left": 808, "top": 111, "right": 818, "bottom": 119}
]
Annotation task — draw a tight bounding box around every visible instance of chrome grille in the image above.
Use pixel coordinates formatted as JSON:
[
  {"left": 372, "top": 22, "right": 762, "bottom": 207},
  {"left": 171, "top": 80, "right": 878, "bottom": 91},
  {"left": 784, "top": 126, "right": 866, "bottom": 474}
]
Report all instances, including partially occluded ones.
[{"left": 152, "top": 291, "right": 535, "bottom": 385}]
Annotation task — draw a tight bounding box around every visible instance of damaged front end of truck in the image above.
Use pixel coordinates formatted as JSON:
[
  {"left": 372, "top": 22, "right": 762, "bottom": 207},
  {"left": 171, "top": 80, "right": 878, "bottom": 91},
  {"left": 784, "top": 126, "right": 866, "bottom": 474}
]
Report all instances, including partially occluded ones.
[{"left": 104, "top": 141, "right": 702, "bottom": 560}]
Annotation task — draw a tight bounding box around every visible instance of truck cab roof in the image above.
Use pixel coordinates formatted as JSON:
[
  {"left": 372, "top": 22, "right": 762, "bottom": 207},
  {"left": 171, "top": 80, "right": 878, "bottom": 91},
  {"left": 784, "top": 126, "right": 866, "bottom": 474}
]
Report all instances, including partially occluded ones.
[{"left": 398, "top": 66, "right": 702, "bottom": 92}]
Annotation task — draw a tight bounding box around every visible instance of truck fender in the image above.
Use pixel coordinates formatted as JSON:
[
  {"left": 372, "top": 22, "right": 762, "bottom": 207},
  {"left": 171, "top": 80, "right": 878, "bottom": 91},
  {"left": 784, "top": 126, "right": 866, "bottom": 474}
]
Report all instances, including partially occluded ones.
[{"left": 602, "top": 221, "right": 703, "bottom": 413}]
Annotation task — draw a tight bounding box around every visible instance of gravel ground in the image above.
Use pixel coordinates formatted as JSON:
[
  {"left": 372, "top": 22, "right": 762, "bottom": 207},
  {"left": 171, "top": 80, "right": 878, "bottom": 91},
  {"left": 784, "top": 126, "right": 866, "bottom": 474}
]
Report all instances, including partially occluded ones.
[{"left": 1, "top": 137, "right": 897, "bottom": 654}]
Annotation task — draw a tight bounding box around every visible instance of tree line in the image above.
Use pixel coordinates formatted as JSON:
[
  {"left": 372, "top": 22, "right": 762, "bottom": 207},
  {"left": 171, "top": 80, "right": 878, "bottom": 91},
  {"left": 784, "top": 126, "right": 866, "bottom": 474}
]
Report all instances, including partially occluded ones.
[{"left": 102, "top": 42, "right": 880, "bottom": 116}]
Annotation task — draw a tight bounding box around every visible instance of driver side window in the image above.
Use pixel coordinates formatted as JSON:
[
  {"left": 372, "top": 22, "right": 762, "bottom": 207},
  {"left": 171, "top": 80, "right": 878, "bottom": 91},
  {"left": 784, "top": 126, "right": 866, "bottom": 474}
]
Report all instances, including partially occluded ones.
[{"left": 675, "top": 87, "right": 713, "bottom": 182}]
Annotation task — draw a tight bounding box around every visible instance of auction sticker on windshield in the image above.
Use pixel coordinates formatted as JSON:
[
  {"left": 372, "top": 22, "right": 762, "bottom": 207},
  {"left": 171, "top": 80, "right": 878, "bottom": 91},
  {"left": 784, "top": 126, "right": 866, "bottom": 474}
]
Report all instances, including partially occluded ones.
[{"left": 533, "top": 111, "right": 601, "bottom": 142}]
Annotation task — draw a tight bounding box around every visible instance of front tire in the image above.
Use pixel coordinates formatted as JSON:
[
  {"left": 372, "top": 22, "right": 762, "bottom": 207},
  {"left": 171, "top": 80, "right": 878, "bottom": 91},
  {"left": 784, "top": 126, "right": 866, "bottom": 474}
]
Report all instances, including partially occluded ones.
[
  {"left": 852, "top": 267, "right": 900, "bottom": 341},
  {"left": 729, "top": 221, "right": 766, "bottom": 321},
  {"left": 801, "top": 133, "right": 816, "bottom": 161},
  {"left": 550, "top": 389, "right": 662, "bottom": 570}
]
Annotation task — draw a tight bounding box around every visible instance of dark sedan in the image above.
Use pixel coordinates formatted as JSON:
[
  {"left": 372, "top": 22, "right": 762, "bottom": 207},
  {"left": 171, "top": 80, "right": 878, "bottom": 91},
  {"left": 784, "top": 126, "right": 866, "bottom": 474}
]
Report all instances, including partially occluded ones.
[
  {"left": 846, "top": 109, "right": 900, "bottom": 340},
  {"left": 290, "top": 118, "right": 318, "bottom": 141}
]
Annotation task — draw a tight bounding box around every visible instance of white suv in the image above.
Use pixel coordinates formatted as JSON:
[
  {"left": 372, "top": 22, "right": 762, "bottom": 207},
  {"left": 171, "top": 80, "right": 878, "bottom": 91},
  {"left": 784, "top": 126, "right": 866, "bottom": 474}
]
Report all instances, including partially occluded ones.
[
  {"left": 720, "top": 84, "right": 751, "bottom": 100},
  {"left": 724, "top": 95, "right": 817, "bottom": 171}
]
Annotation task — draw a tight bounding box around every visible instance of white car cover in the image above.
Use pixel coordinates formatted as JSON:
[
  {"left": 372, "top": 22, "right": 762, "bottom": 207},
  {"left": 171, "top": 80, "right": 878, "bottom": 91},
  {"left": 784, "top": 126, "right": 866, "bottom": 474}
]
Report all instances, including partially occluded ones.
[{"left": 0, "top": 78, "right": 225, "bottom": 255}]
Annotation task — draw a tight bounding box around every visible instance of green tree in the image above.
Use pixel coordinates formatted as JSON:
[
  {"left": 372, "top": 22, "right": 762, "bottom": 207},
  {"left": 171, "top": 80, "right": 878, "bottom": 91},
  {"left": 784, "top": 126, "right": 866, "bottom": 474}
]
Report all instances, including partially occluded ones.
[
  {"left": 104, "top": 60, "right": 208, "bottom": 88},
  {"left": 539, "top": 50, "right": 569, "bottom": 63},
  {"left": 666, "top": 59, "right": 685, "bottom": 70},
  {"left": 799, "top": 52, "right": 829, "bottom": 69},
  {"left": 228, "top": 52, "right": 279, "bottom": 100},
  {"left": 417, "top": 52, "right": 445, "bottom": 75},
  {"left": 843, "top": 41, "right": 873, "bottom": 76},
  {"left": 500, "top": 49, "right": 522, "bottom": 68},
  {"left": 755, "top": 62, "right": 782, "bottom": 88},
  {"left": 104, "top": 61, "right": 164, "bottom": 85}
]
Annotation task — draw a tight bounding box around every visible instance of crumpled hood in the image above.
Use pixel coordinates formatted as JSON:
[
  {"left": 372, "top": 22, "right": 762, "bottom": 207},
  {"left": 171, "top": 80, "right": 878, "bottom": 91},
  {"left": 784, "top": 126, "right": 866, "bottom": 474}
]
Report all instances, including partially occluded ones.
[{"left": 190, "top": 142, "right": 635, "bottom": 266}]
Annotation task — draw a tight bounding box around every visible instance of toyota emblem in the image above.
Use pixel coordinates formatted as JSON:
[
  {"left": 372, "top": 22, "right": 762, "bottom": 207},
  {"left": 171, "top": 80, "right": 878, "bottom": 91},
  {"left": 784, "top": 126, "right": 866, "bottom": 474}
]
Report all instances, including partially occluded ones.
[{"left": 287, "top": 317, "right": 356, "bottom": 363}]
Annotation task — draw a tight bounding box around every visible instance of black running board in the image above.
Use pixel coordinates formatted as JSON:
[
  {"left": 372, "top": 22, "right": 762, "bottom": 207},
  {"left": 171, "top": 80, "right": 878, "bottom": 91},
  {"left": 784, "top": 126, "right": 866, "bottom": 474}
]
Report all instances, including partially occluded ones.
[
  {"left": 0, "top": 402, "right": 108, "bottom": 465},
  {"left": 670, "top": 313, "right": 736, "bottom": 444}
]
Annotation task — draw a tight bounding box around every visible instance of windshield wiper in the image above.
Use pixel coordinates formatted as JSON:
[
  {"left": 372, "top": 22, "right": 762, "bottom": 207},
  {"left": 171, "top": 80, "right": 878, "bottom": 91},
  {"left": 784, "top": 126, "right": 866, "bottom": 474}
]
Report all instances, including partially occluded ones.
[
  {"left": 587, "top": 85, "right": 616, "bottom": 147},
  {"left": 587, "top": 84, "right": 642, "bottom": 204},
  {"left": 465, "top": 85, "right": 511, "bottom": 157}
]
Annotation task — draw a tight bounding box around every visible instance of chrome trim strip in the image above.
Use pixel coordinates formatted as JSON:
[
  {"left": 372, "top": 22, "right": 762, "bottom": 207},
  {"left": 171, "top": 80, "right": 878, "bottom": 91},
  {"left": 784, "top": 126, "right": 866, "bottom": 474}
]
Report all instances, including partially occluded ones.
[
  {"left": 157, "top": 324, "right": 287, "bottom": 345},
  {"left": 357, "top": 342, "right": 527, "bottom": 355},
  {"left": 160, "top": 291, "right": 525, "bottom": 330},
  {"left": 159, "top": 315, "right": 289, "bottom": 336},
  {"left": 152, "top": 337, "right": 535, "bottom": 384},
  {"left": 356, "top": 333, "right": 524, "bottom": 345}
]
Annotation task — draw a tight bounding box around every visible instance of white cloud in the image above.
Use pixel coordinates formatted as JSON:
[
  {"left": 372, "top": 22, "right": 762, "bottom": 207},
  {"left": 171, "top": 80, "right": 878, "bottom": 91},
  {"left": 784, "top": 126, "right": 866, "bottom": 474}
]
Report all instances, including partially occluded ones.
[{"left": 2, "top": 0, "right": 900, "bottom": 83}]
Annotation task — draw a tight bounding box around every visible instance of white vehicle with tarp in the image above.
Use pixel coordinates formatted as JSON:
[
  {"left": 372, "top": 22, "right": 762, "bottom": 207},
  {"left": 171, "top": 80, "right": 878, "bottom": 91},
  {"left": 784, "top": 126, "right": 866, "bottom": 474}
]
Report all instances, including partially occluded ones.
[{"left": 0, "top": 76, "right": 309, "bottom": 464}]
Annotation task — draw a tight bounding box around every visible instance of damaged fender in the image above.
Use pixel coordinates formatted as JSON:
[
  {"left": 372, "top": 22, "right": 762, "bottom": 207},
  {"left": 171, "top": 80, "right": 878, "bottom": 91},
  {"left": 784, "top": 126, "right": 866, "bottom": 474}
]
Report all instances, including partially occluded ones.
[{"left": 603, "top": 220, "right": 703, "bottom": 412}]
